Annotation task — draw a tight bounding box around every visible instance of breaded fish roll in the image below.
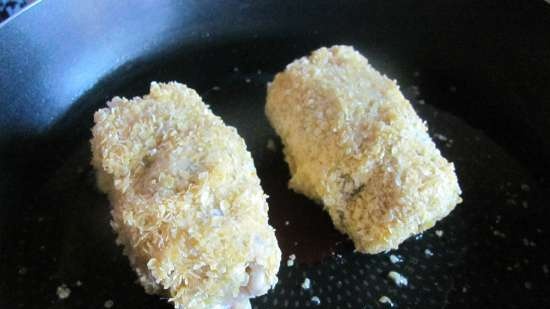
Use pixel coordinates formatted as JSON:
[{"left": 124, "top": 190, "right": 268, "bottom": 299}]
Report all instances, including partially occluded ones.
[
  {"left": 266, "top": 46, "right": 461, "bottom": 254},
  {"left": 91, "top": 82, "right": 280, "bottom": 309}
]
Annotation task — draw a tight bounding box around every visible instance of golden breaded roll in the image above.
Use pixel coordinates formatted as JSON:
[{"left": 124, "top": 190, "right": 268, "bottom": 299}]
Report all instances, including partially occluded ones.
[
  {"left": 266, "top": 46, "right": 462, "bottom": 254},
  {"left": 91, "top": 82, "right": 280, "bottom": 309}
]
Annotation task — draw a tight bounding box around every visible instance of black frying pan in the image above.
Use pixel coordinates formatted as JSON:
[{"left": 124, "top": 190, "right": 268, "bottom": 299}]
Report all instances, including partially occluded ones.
[{"left": 1, "top": 1, "right": 550, "bottom": 308}]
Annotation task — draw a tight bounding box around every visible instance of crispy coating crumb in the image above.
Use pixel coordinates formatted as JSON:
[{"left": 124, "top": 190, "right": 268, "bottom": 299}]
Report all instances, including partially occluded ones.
[
  {"left": 310, "top": 296, "right": 321, "bottom": 305},
  {"left": 389, "top": 254, "right": 403, "bottom": 264},
  {"left": 266, "top": 46, "right": 462, "bottom": 254},
  {"left": 56, "top": 284, "right": 71, "bottom": 299},
  {"left": 91, "top": 82, "right": 281, "bottom": 308},
  {"left": 379, "top": 295, "right": 394, "bottom": 306},
  {"left": 286, "top": 254, "right": 296, "bottom": 267},
  {"left": 301, "top": 278, "right": 311, "bottom": 290},
  {"left": 266, "top": 139, "right": 277, "bottom": 152},
  {"left": 388, "top": 271, "right": 408, "bottom": 287},
  {"left": 104, "top": 300, "right": 114, "bottom": 308}
]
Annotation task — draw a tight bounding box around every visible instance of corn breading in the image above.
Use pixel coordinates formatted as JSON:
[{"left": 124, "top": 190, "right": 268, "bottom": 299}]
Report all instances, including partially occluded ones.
[
  {"left": 91, "top": 82, "right": 281, "bottom": 308},
  {"left": 266, "top": 46, "right": 462, "bottom": 254}
]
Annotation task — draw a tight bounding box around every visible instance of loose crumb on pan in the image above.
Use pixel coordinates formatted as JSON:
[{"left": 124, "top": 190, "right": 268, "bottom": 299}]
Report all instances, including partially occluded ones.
[
  {"left": 287, "top": 254, "right": 296, "bottom": 267},
  {"left": 284, "top": 220, "right": 290, "bottom": 226},
  {"left": 388, "top": 271, "right": 408, "bottom": 287},
  {"left": 424, "top": 248, "right": 434, "bottom": 257},
  {"left": 104, "top": 300, "right": 114, "bottom": 308},
  {"left": 56, "top": 284, "right": 71, "bottom": 300},
  {"left": 389, "top": 254, "right": 403, "bottom": 264},
  {"left": 433, "top": 133, "right": 448, "bottom": 142},
  {"left": 542, "top": 264, "right": 549, "bottom": 275},
  {"left": 310, "top": 296, "right": 321, "bottom": 305},
  {"left": 75, "top": 280, "right": 83, "bottom": 287},
  {"left": 379, "top": 296, "right": 394, "bottom": 307},
  {"left": 266, "top": 138, "right": 277, "bottom": 151},
  {"left": 18, "top": 267, "right": 27, "bottom": 275},
  {"left": 409, "top": 85, "right": 420, "bottom": 97},
  {"left": 506, "top": 198, "right": 517, "bottom": 206},
  {"left": 522, "top": 238, "right": 536, "bottom": 247},
  {"left": 435, "top": 230, "right": 444, "bottom": 237},
  {"left": 301, "top": 278, "right": 311, "bottom": 290}
]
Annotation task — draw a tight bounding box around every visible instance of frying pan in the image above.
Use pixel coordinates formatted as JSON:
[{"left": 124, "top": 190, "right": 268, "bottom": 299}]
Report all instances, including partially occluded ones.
[{"left": 1, "top": 1, "right": 549, "bottom": 308}]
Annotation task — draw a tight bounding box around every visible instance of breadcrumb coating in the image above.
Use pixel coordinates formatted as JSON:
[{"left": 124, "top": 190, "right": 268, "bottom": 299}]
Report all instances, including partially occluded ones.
[
  {"left": 266, "top": 46, "right": 462, "bottom": 254},
  {"left": 91, "top": 82, "right": 280, "bottom": 308}
]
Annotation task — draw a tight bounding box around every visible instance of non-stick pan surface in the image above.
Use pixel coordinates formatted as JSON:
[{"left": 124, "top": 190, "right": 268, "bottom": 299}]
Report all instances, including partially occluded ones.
[{"left": 1, "top": 1, "right": 550, "bottom": 308}]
